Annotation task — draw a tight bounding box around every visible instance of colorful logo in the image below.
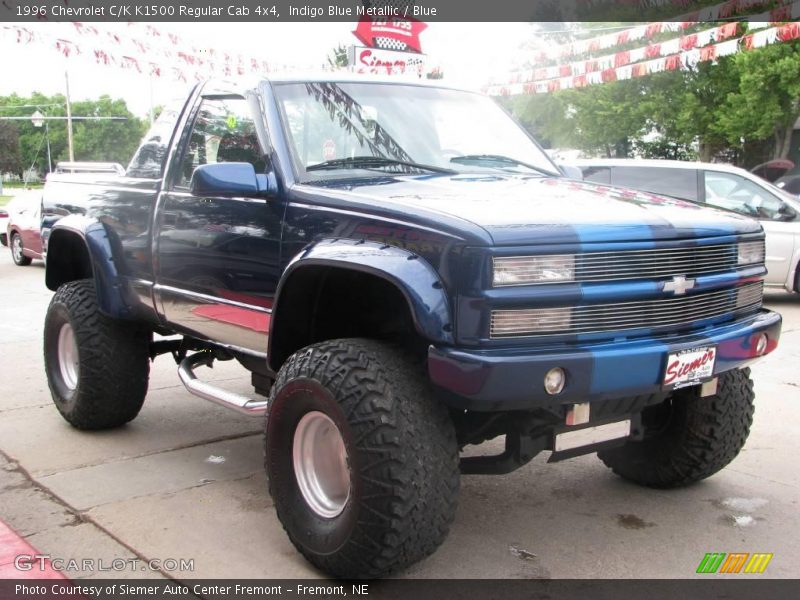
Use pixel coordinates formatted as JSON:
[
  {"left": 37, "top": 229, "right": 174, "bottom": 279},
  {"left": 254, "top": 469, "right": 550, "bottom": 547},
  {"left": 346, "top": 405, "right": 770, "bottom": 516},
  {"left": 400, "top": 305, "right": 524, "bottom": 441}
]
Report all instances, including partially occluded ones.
[{"left": 696, "top": 552, "right": 773, "bottom": 574}]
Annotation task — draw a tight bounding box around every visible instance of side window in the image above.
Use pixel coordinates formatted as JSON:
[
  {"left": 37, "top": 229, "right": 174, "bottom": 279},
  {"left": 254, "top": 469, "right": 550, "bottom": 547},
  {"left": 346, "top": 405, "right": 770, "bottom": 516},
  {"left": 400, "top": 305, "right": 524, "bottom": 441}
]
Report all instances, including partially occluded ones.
[
  {"left": 703, "top": 171, "right": 789, "bottom": 220},
  {"left": 127, "top": 93, "right": 189, "bottom": 179},
  {"left": 176, "top": 97, "right": 265, "bottom": 189},
  {"left": 581, "top": 166, "right": 611, "bottom": 184},
  {"left": 610, "top": 166, "right": 698, "bottom": 201}
]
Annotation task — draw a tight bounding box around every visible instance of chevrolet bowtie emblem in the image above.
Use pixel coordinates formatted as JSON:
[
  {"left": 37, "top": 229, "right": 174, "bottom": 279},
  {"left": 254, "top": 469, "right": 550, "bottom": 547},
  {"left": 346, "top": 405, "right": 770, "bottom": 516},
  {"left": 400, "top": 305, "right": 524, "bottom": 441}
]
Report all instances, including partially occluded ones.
[{"left": 664, "top": 275, "right": 696, "bottom": 295}]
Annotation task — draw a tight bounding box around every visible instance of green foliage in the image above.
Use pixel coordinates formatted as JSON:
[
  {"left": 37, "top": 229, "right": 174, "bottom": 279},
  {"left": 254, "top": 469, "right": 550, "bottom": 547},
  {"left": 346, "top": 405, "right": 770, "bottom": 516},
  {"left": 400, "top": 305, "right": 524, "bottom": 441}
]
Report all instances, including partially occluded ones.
[
  {"left": 0, "top": 93, "right": 147, "bottom": 174},
  {"left": 328, "top": 45, "right": 349, "bottom": 69},
  {"left": 426, "top": 68, "right": 444, "bottom": 80},
  {"left": 633, "top": 138, "right": 698, "bottom": 161},
  {"left": 70, "top": 96, "right": 147, "bottom": 164},
  {"left": 511, "top": 38, "right": 800, "bottom": 164},
  {"left": 714, "top": 41, "right": 800, "bottom": 159},
  {"left": 515, "top": 79, "right": 647, "bottom": 156},
  {"left": 0, "top": 121, "right": 22, "bottom": 175}
]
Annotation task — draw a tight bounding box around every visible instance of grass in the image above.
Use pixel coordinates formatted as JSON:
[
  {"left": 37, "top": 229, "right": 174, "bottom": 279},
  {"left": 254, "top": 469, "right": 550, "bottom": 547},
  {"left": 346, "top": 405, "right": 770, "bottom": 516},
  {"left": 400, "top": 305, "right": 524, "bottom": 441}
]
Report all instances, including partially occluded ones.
[
  {"left": 2, "top": 183, "right": 43, "bottom": 189},
  {"left": 0, "top": 195, "right": 11, "bottom": 206}
]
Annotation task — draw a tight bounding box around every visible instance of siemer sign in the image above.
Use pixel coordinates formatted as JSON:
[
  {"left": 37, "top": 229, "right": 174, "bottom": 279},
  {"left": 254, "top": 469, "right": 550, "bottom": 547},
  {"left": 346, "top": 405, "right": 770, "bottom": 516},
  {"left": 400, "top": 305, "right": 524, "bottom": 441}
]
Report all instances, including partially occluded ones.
[{"left": 348, "top": 45, "right": 426, "bottom": 75}]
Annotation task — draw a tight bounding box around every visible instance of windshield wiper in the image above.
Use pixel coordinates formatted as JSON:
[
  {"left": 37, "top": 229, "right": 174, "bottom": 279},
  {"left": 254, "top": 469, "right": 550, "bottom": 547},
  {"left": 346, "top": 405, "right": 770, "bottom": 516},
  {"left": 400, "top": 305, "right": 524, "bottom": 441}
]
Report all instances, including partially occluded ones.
[
  {"left": 306, "top": 156, "right": 456, "bottom": 174},
  {"left": 449, "top": 154, "right": 557, "bottom": 176}
]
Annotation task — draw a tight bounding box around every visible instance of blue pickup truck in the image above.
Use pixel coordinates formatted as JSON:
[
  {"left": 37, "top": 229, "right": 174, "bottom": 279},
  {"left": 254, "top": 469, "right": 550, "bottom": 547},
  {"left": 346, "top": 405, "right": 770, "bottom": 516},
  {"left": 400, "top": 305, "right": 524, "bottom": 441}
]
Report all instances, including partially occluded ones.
[{"left": 39, "top": 76, "right": 781, "bottom": 578}]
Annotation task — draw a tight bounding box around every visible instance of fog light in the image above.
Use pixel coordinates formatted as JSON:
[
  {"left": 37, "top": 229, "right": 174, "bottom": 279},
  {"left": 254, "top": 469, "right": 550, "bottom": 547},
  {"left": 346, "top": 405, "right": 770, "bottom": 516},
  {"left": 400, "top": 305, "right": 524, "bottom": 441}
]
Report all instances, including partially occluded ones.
[
  {"left": 544, "top": 367, "right": 566, "bottom": 395},
  {"left": 756, "top": 333, "right": 768, "bottom": 356}
]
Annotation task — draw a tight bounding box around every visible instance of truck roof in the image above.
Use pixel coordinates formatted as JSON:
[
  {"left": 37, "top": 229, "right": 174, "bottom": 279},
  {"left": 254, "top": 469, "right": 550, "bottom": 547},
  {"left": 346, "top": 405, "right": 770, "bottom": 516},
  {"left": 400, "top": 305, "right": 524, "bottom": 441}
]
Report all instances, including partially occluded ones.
[{"left": 209, "top": 73, "right": 479, "bottom": 95}]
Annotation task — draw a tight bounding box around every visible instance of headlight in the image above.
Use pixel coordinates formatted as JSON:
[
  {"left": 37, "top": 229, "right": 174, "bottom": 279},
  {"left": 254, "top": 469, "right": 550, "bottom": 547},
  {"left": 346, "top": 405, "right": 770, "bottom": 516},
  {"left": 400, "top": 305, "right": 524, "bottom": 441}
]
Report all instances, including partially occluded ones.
[
  {"left": 737, "top": 241, "right": 764, "bottom": 265},
  {"left": 492, "top": 254, "right": 575, "bottom": 287}
]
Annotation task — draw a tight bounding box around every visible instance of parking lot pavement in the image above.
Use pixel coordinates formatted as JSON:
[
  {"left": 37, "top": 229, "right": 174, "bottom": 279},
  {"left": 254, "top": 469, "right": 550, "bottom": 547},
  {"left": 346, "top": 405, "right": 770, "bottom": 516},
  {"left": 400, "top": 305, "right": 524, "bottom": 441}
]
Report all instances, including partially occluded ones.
[{"left": 1, "top": 247, "right": 798, "bottom": 580}]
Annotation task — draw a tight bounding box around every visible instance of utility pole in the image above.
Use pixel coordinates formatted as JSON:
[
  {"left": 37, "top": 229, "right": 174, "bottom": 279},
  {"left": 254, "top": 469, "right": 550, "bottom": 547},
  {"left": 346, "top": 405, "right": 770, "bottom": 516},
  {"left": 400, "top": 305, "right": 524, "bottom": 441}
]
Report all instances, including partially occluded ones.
[
  {"left": 45, "top": 121, "right": 52, "bottom": 173},
  {"left": 65, "top": 71, "right": 75, "bottom": 162},
  {"left": 31, "top": 111, "right": 53, "bottom": 173}
]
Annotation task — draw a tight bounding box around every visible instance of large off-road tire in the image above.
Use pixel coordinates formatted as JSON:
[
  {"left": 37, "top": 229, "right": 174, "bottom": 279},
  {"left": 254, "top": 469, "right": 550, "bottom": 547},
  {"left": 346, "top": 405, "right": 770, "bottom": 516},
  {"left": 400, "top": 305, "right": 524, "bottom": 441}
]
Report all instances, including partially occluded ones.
[
  {"left": 10, "top": 233, "right": 32, "bottom": 266},
  {"left": 598, "top": 368, "right": 755, "bottom": 488},
  {"left": 265, "top": 339, "right": 460, "bottom": 579},
  {"left": 44, "top": 280, "right": 150, "bottom": 430}
]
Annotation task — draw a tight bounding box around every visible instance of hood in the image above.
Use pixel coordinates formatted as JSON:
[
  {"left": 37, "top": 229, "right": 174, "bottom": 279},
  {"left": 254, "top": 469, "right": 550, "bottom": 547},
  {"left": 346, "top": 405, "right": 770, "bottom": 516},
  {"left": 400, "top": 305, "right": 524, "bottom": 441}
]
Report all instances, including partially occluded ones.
[{"left": 323, "top": 174, "right": 761, "bottom": 246}]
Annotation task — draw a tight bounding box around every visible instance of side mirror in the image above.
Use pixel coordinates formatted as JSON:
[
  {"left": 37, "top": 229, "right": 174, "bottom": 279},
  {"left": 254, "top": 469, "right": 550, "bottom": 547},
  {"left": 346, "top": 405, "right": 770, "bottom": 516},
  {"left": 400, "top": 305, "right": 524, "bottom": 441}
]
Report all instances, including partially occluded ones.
[
  {"left": 559, "top": 164, "right": 583, "bottom": 180},
  {"left": 190, "top": 162, "right": 267, "bottom": 197},
  {"left": 778, "top": 202, "right": 797, "bottom": 221}
]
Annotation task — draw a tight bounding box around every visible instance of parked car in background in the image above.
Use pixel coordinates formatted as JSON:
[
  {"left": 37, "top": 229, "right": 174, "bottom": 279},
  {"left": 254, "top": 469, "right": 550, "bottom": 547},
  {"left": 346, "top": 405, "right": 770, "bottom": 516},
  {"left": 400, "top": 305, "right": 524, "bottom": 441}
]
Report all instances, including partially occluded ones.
[
  {"left": 573, "top": 159, "right": 800, "bottom": 293},
  {"left": 0, "top": 207, "right": 8, "bottom": 248},
  {"left": 5, "top": 191, "right": 44, "bottom": 266},
  {"left": 776, "top": 172, "right": 800, "bottom": 197},
  {"left": 1, "top": 191, "right": 40, "bottom": 248},
  {"left": 750, "top": 158, "right": 794, "bottom": 183}
]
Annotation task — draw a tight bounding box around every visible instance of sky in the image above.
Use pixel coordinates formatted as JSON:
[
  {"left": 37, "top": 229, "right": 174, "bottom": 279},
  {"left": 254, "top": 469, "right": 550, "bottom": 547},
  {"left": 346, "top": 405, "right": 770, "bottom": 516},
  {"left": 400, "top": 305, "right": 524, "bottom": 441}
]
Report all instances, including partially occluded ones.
[{"left": 0, "top": 22, "right": 536, "bottom": 118}]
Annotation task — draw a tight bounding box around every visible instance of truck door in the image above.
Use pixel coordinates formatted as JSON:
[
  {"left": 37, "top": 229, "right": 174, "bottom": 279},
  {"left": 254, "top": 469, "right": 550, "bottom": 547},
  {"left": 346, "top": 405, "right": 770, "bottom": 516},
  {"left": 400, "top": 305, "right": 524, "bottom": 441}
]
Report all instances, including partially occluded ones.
[{"left": 154, "top": 94, "right": 282, "bottom": 355}]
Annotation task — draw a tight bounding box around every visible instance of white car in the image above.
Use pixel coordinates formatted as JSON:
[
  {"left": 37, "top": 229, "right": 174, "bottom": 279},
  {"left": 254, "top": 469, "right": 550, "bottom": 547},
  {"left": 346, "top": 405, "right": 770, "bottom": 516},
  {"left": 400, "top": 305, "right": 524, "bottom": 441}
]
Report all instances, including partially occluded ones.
[{"left": 571, "top": 158, "right": 800, "bottom": 293}]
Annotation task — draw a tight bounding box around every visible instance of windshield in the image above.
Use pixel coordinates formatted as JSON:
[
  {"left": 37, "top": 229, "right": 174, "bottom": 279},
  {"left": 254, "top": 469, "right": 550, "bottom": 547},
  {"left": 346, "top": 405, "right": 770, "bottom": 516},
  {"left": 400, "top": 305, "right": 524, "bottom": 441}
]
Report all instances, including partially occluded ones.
[{"left": 273, "top": 82, "right": 559, "bottom": 182}]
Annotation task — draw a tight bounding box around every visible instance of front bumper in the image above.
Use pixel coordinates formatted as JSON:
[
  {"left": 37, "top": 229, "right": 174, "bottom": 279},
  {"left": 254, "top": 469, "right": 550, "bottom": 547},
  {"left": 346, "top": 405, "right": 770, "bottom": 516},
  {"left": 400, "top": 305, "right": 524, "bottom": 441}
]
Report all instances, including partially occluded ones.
[{"left": 428, "top": 309, "right": 781, "bottom": 411}]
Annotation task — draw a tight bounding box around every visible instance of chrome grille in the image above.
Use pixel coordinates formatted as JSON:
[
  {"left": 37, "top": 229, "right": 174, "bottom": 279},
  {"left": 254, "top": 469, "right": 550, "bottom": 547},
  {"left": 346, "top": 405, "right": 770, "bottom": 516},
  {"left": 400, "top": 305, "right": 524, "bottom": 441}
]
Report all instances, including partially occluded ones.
[
  {"left": 490, "top": 282, "right": 763, "bottom": 338},
  {"left": 574, "top": 243, "right": 742, "bottom": 282}
]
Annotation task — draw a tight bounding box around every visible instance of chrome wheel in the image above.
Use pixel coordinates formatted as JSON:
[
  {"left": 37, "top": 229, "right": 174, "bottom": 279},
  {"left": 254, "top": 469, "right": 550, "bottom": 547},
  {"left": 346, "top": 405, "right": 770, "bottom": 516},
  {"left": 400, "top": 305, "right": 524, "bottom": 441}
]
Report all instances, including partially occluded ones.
[
  {"left": 293, "top": 411, "right": 350, "bottom": 518},
  {"left": 57, "top": 323, "right": 80, "bottom": 391},
  {"left": 11, "top": 235, "right": 23, "bottom": 263}
]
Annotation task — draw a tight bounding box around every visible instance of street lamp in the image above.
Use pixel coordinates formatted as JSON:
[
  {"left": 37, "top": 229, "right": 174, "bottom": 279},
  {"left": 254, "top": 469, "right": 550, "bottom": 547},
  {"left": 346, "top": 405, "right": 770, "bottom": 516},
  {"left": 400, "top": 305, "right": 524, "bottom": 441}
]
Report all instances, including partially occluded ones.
[
  {"left": 31, "top": 110, "right": 53, "bottom": 174},
  {"left": 30, "top": 110, "right": 44, "bottom": 127}
]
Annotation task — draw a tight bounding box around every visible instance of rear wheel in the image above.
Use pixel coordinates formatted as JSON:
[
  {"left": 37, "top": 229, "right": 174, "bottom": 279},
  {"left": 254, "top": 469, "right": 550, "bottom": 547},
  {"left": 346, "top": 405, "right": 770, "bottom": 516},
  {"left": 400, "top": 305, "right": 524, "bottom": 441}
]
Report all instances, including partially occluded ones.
[
  {"left": 10, "top": 233, "right": 31, "bottom": 266},
  {"left": 598, "top": 369, "right": 755, "bottom": 488},
  {"left": 265, "top": 339, "right": 460, "bottom": 578},
  {"left": 44, "top": 280, "right": 150, "bottom": 430}
]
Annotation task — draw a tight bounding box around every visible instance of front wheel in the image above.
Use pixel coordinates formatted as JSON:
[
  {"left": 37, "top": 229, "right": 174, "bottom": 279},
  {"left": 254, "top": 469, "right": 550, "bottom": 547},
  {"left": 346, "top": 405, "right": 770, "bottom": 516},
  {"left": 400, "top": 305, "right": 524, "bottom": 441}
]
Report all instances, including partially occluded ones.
[
  {"left": 44, "top": 280, "right": 151, "bottom": 430},
  {"left": 598, "top": 368, "right": 755, "bottom": 488},
  {"left": 10, "top": 233, "right": 32, "bottom": 266},
  {"left": 265, "top": 339, "right": 460, "bottom": 579}
]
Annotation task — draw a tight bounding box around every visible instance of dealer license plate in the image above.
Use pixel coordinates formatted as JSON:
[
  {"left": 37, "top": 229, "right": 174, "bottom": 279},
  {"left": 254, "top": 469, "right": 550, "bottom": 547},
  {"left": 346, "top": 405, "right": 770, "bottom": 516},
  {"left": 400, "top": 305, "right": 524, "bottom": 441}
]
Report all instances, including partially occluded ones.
[{"left": 663, "top": 346, "right": 716, "bottom": 390}]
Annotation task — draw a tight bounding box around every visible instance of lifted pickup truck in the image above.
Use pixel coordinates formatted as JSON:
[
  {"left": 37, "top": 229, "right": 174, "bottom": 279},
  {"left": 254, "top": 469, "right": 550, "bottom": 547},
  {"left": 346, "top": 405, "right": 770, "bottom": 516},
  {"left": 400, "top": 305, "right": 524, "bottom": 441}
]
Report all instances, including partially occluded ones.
[{"left": 40, "top": 76, "right": 781, "bottom": 578}]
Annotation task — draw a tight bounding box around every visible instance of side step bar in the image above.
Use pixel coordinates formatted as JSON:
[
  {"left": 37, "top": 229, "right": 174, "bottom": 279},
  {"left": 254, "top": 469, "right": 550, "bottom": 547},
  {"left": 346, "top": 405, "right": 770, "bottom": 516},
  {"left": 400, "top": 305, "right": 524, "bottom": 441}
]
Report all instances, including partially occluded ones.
[{"left": 178, "top": 353, "right": 268, "bottom": 417}]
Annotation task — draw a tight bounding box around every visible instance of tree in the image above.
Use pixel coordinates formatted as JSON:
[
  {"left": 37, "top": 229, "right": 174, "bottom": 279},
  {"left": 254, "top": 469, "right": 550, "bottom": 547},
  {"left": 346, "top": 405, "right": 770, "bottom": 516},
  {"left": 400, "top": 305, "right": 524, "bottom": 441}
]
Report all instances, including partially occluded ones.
[
  {"left": 714, "top": 41, "right": 800, "bottom": 160},
  {"left": 327, "top": 45, "right": 349, "bottom": 69},
  {"left": 515, "top": 79, "right": 647, "bottom": 156},
  {"left": 0, "top": 94, "right": 147, "bottom": 174},
  {"left": 511, "top": 92, "right": 575, "bottom": 149},
  {"left": 426, "top": 68, "right": 444, "bottom": 80},
  {"left": 70, "top": 96, "right": 147, "bottom": 164},
  {"left": 629, "top": 59, "right": 740, "bottom": 161},
  {"left": 510, "top": 34, "right": 800, "bottom": 165},
  {"left": 563, "top": 79, "right": 648, "bottom": 156},
  {"left": 0, "top": 122, "right": 22, "bottom": 177}
]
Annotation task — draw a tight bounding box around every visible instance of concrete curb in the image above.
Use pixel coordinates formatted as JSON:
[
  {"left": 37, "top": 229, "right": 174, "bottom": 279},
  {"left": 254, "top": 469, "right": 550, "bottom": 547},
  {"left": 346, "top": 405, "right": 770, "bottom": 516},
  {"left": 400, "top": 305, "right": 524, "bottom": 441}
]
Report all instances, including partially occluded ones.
[{"left": 0, "top": 519, "right": 67, "bottom": 579}]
